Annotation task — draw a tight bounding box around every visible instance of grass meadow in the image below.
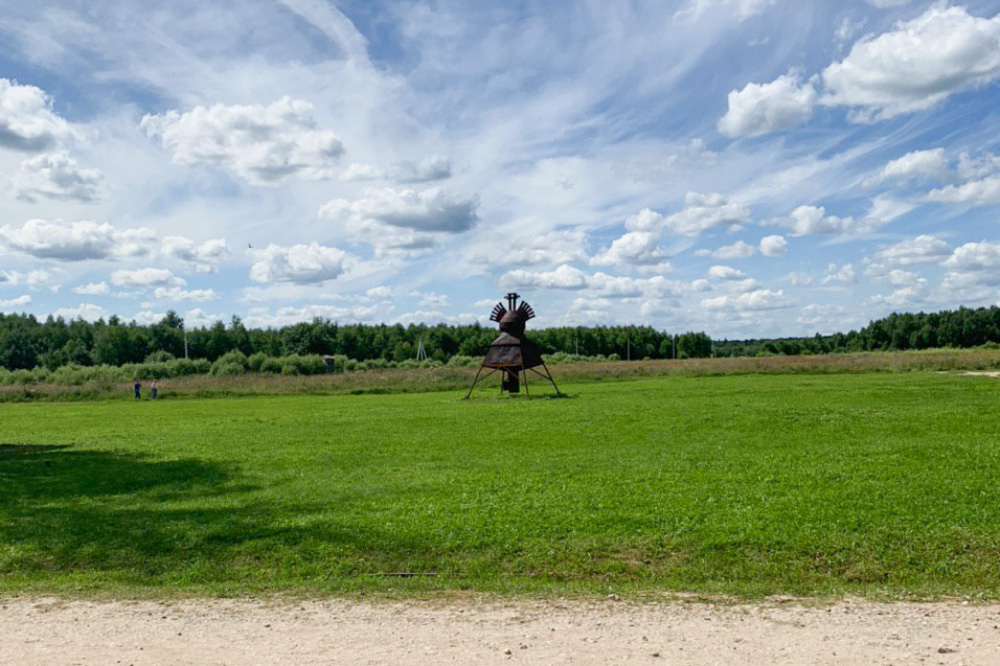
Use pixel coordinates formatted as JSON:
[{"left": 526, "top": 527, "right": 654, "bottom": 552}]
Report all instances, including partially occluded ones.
[{"left": 2, "top": 370, "right": 1000, "bottom": 599}]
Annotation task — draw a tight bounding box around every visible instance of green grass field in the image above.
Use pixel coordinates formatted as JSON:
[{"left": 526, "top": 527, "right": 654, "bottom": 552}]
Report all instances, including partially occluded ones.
[{"left": 2, "top": 372, "right": 1000, "bottom": 599}]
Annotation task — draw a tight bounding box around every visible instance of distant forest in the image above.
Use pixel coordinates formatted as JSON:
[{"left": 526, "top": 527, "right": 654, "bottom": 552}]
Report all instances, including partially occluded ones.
[{"left": 1, "top": 305, "right": 999, "bottom": 371}]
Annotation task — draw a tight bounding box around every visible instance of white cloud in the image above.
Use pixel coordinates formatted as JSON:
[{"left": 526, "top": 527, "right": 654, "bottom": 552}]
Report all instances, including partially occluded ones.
[
  {"left": 340, "top": 163, "right": 383, "bottom": 181},
  {"left": 0, "top": 78, "right": 77, "bottom": 152},
  {"left": 366, "top": 286, "right": 394, "bottom": 299},
  {"left": 870, "top": 284, "right": 929, "bottom": 308},
  {"left": 631, "top": 193, "right": 750, "bottom": 238},
  {"left": 0, "top": 219, "right": 156, "bottom": 261},
  {"left": 467, "top": 229, "right": 587, "bottom": 268},
  {"left": 419, "top": 292, "right": 449, "bottom": 308},
  {"left": 500, "top": 264, "right": 588, "bottom": 290},
  {"left": 708, "top": 265, "right": 747, "bottom": 280},
  {"left": 822, "top": 263, "right": 857, "bottom": 285},
  {"left": 321, "top": 186, "right": 479, "bottom": 234},
  {"left": 183, "top": 308, "right": 227, "bottom": 328},
  {"left": 111, "top": 268, "right": 185, "bottom": 289},
  {"left": 590, "top": 230, "right": 671, "bottom": 270},
  {"left": 875, "top": 148, "right": 949, "bottom": 183},
  {"left": 13, "top": 151, "right": 106, "bottom": 203},
  {"left": 390, "top": 154, "right": 451, "bottom": 183},
  {"left": 0, "top": 294, "right": 31, "bottom": 309},
  {"left": 718, "top": 73, "right": 817, "bottom": 138},
  {"left": 244, "top": 304, "right": 380, "bottom": 328},
  {"left": 701, "top": 288, "right": 790, "bottom": 311},
  {"left": 51, "top": 303, "right": 108, "bottom": 322},
  {"left": 926, "top": 175, "right": 1000, "bottom": 206},
  {"left": 141, "top": 97, "right": 344, "bottom": 184},
  {"left": 872, "top": 235, "right": 952, "bottom": 266},
  {"left": 957, "top": 151, "right": 1000, "bottom": 180},
  {"left": 162, "top": 236, "right": 229, "bottom": 273},
  {"left": 248, "top": 242, "right": 351, "bottom": 285},
  {"left": 153, "top": 286, "right": 219, "bottom": 302},
  {"left": 0, "top": 269, "right": 54, "bottom": 288},
  {"left": 708, "top": 240, "right": 756, "bottom": 260},
  {"left": 779, "top": 205, "right": 856, "bottom": 236},
  {"left": 822, "top": 5, "right": 1000, "bottom": 121},
  {"left": 72, "top": 281, "right": 109, "bottom": 295},
  {"left": 759, "top": 235, "right": 787, "bottom": 257},
  {"left": 939, "top": 242, "right": 1000, "bottom": 300},
  {"left": 798, "top": 304, "right": 849, "bottom": 329}
]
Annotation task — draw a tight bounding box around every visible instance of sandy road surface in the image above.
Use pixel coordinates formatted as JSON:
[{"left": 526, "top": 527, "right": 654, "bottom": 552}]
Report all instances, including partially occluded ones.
[{"left": 3, "top": 597, "right": 1000, "bottom": 665}]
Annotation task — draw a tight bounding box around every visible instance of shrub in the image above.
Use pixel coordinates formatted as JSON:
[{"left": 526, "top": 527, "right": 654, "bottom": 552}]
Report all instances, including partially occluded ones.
[
  {"left": 210, "top": 351, "right": 249, "bottom": 376},
  {"left": 145, "top": 350, "right": 175, "bottom": 363}
]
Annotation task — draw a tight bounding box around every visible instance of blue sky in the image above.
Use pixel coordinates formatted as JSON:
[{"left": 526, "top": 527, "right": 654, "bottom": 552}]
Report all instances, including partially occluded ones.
[{"left": 2, "top": 0, "right": 1000, "bottom": 338}]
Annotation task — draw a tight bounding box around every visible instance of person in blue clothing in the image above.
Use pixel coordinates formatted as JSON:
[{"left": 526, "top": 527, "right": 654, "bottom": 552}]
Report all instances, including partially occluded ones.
[
  {"left": 151, "top": 379, "right": 158, "bottom": 400},
  {"left": 134, "top": 378, "right": 141, "bottom": 400}
]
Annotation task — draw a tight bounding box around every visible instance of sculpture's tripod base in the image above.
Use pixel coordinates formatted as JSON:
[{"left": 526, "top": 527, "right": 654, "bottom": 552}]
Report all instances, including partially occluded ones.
[{"left": 464, "top": 362, "right": 561, "bottom": 399}]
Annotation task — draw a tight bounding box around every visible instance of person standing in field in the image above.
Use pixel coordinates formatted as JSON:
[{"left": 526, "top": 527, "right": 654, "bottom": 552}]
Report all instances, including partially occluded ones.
[
  {"left": 151, "top": 379, "right": 158, "bottom": 400},
  {"left": 134, "top": 378, "right": 141, "bottom": 400}
]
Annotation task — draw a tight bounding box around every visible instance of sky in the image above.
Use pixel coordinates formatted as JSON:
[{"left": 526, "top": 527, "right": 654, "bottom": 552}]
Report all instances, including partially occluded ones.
[{"left": 2, "top": 0, "right": 1000, "bottom": 339}]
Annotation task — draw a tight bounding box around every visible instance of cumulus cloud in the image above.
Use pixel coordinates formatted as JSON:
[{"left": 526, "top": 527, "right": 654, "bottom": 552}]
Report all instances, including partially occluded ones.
[
  {"left": 111, "top": 268, "right": 185, "bottom": 289},
  {"left": 778, "top": 205, "right": 857, "bottom": 236},
  {"left": 822, "top": 263, "right": 857, "bottom": 285},
  {"left": 590, "top": 231, "right": 671, "bottom": 270},
  {"left": 0, "top": 219, "right": 156, "bottom": 261},
  {"left": 390, "top": 154, "right": 451, "bottom": 183},
  {"left": 870, "top": 284, "right": 929, "bottom": 308},
  {"left": 0, "top": 78, "right": 77, "bottom": 152},
  {"left": 162, "top": 236, "right": 229, "bottom": 273},
  {"left": 0, "top": 269, "right": 53, "bottom": 288},
  {"left": 13, "top": 152, "right": 106, "bottom": 203},
  {"left": 141, "top": 97, "right": 344, "bottom": 184},
  {"left": 867, "top": 0, "right": 911, "bottom": 7},
  {"left": 0, "top": 294, "right": 32, "bottom": 309},
  {"left": 153, "top": 286, "right": 219, "bottom": 302},
  {"left": 366, "top": 286, "right": 393, "bottom": 299},
  {"left": 418, "top": 292, "right": 449, "bottom": 308},
  {"left": 321, "top": 186, "right": 479, "bottom": 234},
  {"left": 51, "top": 303, "right": 109, "bottom": 322},
  {"left": 708, "top": 265, "right": 747, "bottom": 280},
  {"left": 708, "top": 240, "right": 756, "bottom": 260},
  {"left": 822, "top": 5, "right": 1000, "bottom": 121},
  {"left": 467, "top": 229, "right": 587, "bottom": 268},
  {"left": 500, "top": 264, "right": 588, "bottom": 290},
  {"left": 72, "top": 281, "right": 109, "bottom": 295},
  {"left": 942, "top": 241, "right": 1000, "bottom": 281},
  {"left": 244, "top": 304, "right": 379, "bottom": 328},
  {"left": 874, "top": 148, "right": 949, "bottom": 184},
  {"left": 701, "top": 288, "right": 790, "bottom": 311},
  {"left": 926, "top": 175, "right": 1000, "bottom": 206},
  {"left": 871, "top": 235, "right": 952, "bottom": 266},
  {"left": 718, "top": 73, "right": 817, "bottom": 138},
  {"left": 340, "top": 163, "right": 383, "bottom": 181},
  {"left": 249, "top": 242, "right": 351, "bottom": 285},
  {"left": 628, "top": 194, "right": 750, "bottom": 238},
  {"left": 759, "top": 235, "right": 788, "bottom": 257}
]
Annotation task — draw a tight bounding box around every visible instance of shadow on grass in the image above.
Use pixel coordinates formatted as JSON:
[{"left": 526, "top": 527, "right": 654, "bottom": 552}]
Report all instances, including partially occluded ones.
[{"left": 0, "top": 444, "right": 466, "bottom": 586}]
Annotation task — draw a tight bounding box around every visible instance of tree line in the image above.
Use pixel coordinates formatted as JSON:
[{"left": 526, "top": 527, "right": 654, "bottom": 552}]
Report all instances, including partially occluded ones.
[
  {"left": 0, "top": 310, "right": 714, "bottom": 371},
  {"left": 714, "top": 306, "right": 1000, "bottom": 357},
  {"left": 3, "top": 304, "right": 997, "bottom": 372}
]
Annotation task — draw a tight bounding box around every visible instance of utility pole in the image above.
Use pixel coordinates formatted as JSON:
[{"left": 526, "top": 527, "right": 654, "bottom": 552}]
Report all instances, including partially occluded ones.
[
  {"left": 416, "top": 337, "right": 427, "bottom": 361},
  {"left": 626, "top": 337, "right": 631, "bottom": 361},
  {"left": 184, "top": 326, "right": 189, "bottom": 360},
  {"left": 672, "top": 334, "right": 677, "bottom": 360}
]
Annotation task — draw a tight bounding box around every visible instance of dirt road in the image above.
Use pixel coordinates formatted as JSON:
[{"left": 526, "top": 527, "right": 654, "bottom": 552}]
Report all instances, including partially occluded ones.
[{"left": 3, "top": 596, "right": 1000, "bottom": 665}]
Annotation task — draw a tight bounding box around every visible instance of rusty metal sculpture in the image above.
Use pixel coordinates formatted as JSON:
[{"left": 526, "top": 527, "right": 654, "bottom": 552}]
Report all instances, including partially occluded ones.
[{"left": 465, "top": 292, "right": 561, "bottom": 398}]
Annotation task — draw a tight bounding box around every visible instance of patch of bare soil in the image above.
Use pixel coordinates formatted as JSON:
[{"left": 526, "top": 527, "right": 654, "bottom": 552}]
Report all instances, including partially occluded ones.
[{"left": 3, "top": 597, "right": 1000, "bottom": 665}]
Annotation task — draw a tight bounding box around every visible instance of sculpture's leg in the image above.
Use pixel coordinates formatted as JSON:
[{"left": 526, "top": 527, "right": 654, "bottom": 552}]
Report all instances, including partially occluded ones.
[{"left": 465, "top": 363, "right": 487, "bottom": 399}]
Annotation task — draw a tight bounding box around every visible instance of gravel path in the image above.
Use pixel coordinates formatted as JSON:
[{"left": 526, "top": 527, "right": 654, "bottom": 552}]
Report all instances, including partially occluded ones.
[{"left": 3, "top": 597, "right": 1000, "bottom": 665}]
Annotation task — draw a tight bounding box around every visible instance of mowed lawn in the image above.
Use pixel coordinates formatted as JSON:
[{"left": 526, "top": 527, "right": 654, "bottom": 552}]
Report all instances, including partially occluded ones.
[{"left": 2, "top": 372, "right": 1000, "bottom": 598}]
